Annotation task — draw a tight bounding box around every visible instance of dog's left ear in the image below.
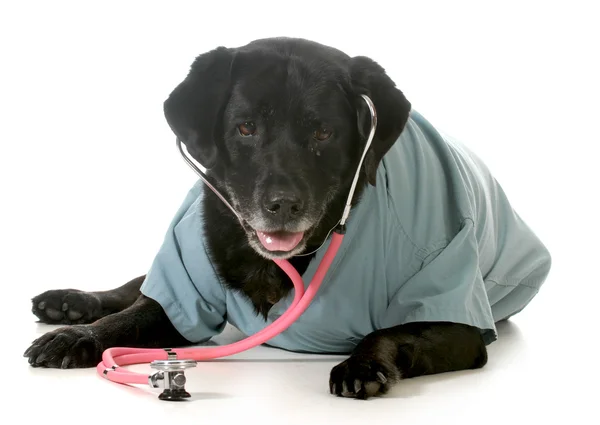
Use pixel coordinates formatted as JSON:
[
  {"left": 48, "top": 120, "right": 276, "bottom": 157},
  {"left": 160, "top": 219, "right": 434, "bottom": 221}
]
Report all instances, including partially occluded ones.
[{"left": 350, "top": 56, "right": 411, "bottom": 186}]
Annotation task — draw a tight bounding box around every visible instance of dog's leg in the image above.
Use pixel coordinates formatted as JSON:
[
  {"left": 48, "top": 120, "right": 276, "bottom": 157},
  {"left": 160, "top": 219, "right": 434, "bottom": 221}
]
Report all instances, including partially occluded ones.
[
  {"left": 24, "top": 294, "right": 190, "bottom": 368},
  {"left": 329, "top": 321, "right": 487, "bottom": 399},
  {"left": 30, "top": 275, "right": 146, "bottom": 325}
]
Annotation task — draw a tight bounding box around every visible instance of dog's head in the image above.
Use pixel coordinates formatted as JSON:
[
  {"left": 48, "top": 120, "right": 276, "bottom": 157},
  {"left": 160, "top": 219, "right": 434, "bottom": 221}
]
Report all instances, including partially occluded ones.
[{"left": 164, "top": 38, "right": 411, "bottom": 260}]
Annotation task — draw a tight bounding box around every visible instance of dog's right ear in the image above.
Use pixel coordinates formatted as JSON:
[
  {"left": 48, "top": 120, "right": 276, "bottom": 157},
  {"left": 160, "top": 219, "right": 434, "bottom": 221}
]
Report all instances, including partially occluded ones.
[{"left": 163, "top": 47, "right": 234, "bottom": 169}]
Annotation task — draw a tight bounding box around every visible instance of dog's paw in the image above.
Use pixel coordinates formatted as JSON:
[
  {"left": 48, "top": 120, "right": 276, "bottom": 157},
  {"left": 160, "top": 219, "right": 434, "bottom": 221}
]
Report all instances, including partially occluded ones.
[
  {"left": 329, "top": 353, "right": 400, "bottom": 400},
  {"left": 31, "top": 289, "right": 102, "bottom": 324},
  {"left": 23, "top": 325, "right": 103, "bottom": 368}
]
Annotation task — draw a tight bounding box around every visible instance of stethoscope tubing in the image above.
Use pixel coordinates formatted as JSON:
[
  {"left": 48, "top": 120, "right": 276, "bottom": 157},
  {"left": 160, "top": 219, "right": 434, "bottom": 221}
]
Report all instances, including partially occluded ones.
[
  {"left": 96, "top": 94, "right": 376, "bottom": 388},
  {"left": 97, "top": 232, "right": 344, "bottom": 385}
]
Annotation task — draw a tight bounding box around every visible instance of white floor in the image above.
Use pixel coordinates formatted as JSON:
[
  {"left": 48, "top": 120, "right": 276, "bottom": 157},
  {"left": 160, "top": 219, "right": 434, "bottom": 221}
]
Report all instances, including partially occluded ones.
[
  {"left": 8, "top": 288, "right": 597, "bottom": 425},
  {"left": 2, "top": 1, "right": 599, "bottom": 424}
]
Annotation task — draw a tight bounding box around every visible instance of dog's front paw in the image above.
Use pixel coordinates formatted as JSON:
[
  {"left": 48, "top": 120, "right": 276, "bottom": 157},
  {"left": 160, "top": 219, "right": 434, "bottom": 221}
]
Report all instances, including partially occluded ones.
[
  {"left": 23, "top": 325, "right": 103, "bottom": 368},
  {"left": 31, "top": 289, "right": 102, "bottom": 324},
  {"left": 329, "top": 353, "right": 400, "bottom": 400}
]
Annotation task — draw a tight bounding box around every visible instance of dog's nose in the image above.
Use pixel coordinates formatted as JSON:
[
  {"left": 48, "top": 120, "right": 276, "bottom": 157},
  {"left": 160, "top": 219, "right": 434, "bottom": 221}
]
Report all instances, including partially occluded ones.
[{"left": 263, "top": 190, "right": 304, "bottom": 218}]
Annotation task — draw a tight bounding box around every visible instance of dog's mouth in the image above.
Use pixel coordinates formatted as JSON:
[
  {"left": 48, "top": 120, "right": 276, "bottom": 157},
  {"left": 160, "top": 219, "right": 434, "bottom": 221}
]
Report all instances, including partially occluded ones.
[
  {"left": 256, "top": 230, "right": 305, "bottom": 252},
  {"left": 242, "top": 222, "right": 312, "bottom": 260}
]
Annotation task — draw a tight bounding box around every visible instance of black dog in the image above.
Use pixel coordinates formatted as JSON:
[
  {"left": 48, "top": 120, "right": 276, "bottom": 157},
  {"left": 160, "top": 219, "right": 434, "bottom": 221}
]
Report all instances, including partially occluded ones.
[{"left": 24, "top": 37, "right": 549, "bottom": 399}]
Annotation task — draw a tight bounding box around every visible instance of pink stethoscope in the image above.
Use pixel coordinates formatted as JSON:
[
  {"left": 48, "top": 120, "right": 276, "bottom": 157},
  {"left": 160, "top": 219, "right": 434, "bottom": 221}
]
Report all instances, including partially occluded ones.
[{"left": 96, "top": 95, "right": 377, "bottom": 400}]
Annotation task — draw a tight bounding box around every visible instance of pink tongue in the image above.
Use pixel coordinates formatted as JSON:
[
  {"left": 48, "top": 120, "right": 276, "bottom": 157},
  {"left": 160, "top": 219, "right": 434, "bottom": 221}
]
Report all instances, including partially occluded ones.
[{"left": 256, "top": 230, "right": 304, "bottom": 252}]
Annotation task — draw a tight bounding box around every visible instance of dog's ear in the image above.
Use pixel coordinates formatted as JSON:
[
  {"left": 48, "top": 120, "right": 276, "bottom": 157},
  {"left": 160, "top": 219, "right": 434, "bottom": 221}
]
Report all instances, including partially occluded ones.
[
  {"left": 350, "top": 56, "right": 411, "bottom": 186},
  {"left": 163, "top": 47, "right": 234, "bottom": 169}
]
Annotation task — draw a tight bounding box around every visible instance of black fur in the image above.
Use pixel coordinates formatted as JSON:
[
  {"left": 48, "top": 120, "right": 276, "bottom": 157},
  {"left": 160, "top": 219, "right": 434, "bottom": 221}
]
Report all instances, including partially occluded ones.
[{"left": 24, "top": 37, "right": 487, "bottom": 399}]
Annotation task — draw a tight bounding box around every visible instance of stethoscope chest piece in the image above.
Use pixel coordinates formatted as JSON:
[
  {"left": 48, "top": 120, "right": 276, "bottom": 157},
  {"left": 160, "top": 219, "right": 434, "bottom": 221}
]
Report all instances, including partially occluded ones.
[{"left": 149, "top": 359, "right": 198, "bottom": 401}]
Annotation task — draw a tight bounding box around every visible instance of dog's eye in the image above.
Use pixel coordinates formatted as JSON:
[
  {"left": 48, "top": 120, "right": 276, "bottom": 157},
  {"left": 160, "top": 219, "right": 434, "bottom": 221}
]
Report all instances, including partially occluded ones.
[
  {"left": 313, "top": 128, "right": 333, "bottom": 141},
  {"left": 238, "top": 122, "right": 257, "bottom": 136}
]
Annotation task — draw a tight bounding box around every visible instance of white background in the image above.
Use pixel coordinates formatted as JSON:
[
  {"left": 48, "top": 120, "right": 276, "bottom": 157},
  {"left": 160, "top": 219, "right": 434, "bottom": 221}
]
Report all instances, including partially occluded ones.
[{"left": 1, "top": 0, "right": 599, "bottom": 423}]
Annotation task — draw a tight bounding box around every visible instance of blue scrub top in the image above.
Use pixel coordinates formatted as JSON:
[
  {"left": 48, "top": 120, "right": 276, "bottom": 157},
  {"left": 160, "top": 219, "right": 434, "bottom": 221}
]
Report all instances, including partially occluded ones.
[{"left": 140, "top": 110, "right": 552, "bottom": 353}]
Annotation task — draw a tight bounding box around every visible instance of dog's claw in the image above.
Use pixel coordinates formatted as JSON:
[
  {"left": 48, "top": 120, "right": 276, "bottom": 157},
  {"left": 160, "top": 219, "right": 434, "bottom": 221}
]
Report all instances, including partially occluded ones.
[
  {"left": 38, "top": 301, "right": 46, "bottom": 310},
  {"left": 341, "top": 381, "right": 354, "bottom": 396},
  {"left": 62, "top": 302, "right": 69, "bottom": 311},
  {"left": 23, "top": 345, "right": 37, "bottom": 357},
  {"left": 61, "top": 356, "right": 71, "bottom": 369},
  {"left": 35, "top": 353, "right": 47, "bottom": 364},
  {"left": 376, "top": 372, "right": 387, "bottom": 383}
]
